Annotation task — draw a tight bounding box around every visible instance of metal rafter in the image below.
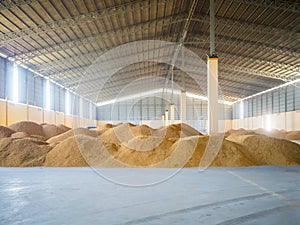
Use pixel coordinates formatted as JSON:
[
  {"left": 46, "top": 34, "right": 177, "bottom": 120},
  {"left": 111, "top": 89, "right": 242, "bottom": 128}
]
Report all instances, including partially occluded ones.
[
  {"left": 34, "top": 40, "right": 298, "bottom": 82},
  {"left": 12, "top": 13, "right": 185, "bottom": 62},
  {"left": 189, "top": 46, "right": 298, "bottom": 81},
  {"left": 0, "top": 0, "right": 171, "bottom": 47},
  {"left": 51, "top": 61, "right": 169, "bottom": 84},
  {"left": 72, "top": 68, "right": 270, "bottom": 101},
  {"left": 164, "top": 0, "right": 199, "bottom": 92},
  {"left": 171, "top": 13, "right": 300, "bottom": 40},
  {"left": 186, "top": 33, "right": 300, "bottom": 59},
  {"left": 233, "top": 0, "right": 300, "bottom": 14},
  {"left": 82, "top": 77, "right": 252, "bottom": 101},
  {"left": 0, "top": 0, "right": 39, "bottom": 11},
  {"left": 0, "top": 0, "right": 298, "bottom": 104},
  {"left": 220, "top": 62, "right": 289, "bottom": 81},
  {"left": 35, "top": 41, "right": 176, "bottom": 73},
  {"left": 219, "top": 69, "right": 283, "bottom": 88}
]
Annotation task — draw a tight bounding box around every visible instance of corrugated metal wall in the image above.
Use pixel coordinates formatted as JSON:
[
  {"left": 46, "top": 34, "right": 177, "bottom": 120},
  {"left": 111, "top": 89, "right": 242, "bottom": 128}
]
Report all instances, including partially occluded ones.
[
  {"left": 232, "top": 81, "right": 300, "bottom": 119},
  {"left": 0, "top": 56, "right": 97, "bottom": 120},
  {"left": 97, "top": 92, "right": 232, "bottom": 132}
]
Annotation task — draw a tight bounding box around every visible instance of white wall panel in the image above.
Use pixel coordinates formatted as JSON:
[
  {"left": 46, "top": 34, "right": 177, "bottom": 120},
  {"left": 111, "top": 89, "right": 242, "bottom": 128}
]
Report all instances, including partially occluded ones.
[
  {"left": 55, "top": 112, "right": 65, "bottom": 125},
  {"left": 7, "top": 102, "right": 27, "bottom": 125},
  {"left": 0, "top": 99, "right": 7, "bottom": 126},
  {"left": 44, "top": 110, "right": 55, "bottom": 124},
  {"left": 28, "top": 106, "right": 43, "bottom": 124}
]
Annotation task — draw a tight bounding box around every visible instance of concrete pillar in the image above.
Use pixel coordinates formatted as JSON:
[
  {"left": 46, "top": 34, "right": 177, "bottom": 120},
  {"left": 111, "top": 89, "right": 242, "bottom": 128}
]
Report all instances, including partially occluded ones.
[
  {"left": 170, "top": 104, "right": 175, "bottom": 124},
  {"left": 207, "top": 57, "right": 219, "bottom": 134},
  {"left": 79, "top": 98, "right": 83, "bottom": 127},
  {"left": 165, "top": 110, "right": 169, "bottom": 126},
  {"left": 181, "top": 91, "right": 186, "bottom": 123},
  {"left": 162, "top": 114, "right": 165, "bottom": 127}
]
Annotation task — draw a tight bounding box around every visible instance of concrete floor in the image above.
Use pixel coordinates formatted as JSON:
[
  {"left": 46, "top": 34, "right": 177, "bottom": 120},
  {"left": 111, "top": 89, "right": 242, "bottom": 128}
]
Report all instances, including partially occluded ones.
[{"left": 0, "top": 167, "right": 299, "bottom": 225}]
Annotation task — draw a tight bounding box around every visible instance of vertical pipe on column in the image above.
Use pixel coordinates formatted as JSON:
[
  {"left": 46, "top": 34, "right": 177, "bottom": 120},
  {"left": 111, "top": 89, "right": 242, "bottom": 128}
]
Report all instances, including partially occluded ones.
[
  {"left": 210, "top": 0, "right": 215, "bottom": 56},
  {"left": 170, "top": 104, "right": 175, "bottom": 124},
  {"left": 181, "top": 91, "right": 186, "bottom": 123}
]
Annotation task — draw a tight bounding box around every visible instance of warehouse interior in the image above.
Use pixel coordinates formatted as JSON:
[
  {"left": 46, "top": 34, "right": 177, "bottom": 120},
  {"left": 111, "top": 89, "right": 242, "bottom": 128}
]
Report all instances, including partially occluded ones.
[{"left": 0, "top": 0, "right": 300, "bottom": 224}]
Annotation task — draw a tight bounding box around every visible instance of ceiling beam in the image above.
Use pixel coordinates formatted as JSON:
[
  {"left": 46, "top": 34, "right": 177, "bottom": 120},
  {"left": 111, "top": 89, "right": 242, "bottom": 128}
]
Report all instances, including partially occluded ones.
[
  {"left": 189, "top": 46, "right": 298, "bottom": 81},
  {"left": 64, "top": 65, "right": 282, "bottom": 97},
  {"left": 233, "top": 0, "right": 300, "bottom": 14},
  {"left": 0, "top": 0, "right": 172, "bottom": 47},
  {"left": 170, "top": 13, "right": 300, "bottom": 40},
  {"left": 12, "top": 12, "right": 185, "bottom": 62},
  {"left": 35, "top": 42, "right": 177, "bottom": 73},
  {"left": 83, "top": 77, "right": 252, "bottom": 102},
  {"left": 75, "top": 67, "right": 265, "bottom": 100},
  {"left": 19, "top": 28, "right": 299, "bottom": 66},
  {"left": 0, "top": 0, "right": 38, "bottom": 11},
  {"left": 220, "top": 62, "right": 288, "bottom": 81},
  {"left": 33, "top": 40, "right": 297, "bottom": 82},
  {"left": 186, "top": 33, "right": 300, "bottom": 59}
]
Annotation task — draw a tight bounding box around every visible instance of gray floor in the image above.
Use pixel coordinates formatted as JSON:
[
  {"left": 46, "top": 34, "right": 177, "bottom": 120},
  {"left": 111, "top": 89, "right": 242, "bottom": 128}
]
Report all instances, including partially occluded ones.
[{"left": 0, "top": 167, "right": 300, "bottom": 225}]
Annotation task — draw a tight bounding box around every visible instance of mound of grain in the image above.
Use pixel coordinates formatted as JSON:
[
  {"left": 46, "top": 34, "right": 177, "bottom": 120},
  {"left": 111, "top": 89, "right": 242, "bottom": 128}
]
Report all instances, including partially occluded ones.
[
  {"left": 112, "top": 123, "right": 124, "bottom": 127},
  {"left": 152, "top": 123, "right": 201, "bottom": 139},
  {"left": 0, "top": 126, "right": 15, "bottom": 138},
  {"left": 109, "top": 137, "right": 177, "bottom": 167},
  {"left": 45, "top": 134, "right": 128, "bottom": 167},
  {"left": 227, "top": 134, "right": 300, "bottom": 165},
  {"left": 45, "top": 135, "right": 89, "bottom": 167},
  {"left": 152, "top": 125, "right": 179, "bottom": 139},
  {"left": 43, "top": 130, "right": 300, "bottom": 168},
  {"left": 180, "top": 123, "right": 202, "bottom": 136},
  {"left": 102, "top": 123, "right": 138, "bottom": 144},
  {"left": 97, "top": 123, "right": 113, "bottom": 130},
  {"left": 210, "top": 140, "right": 256, "bottom": 167},
  {"left": 225, "top": 129, "right": 255, "bottom": 137},
  {"left": 95, "top": 128, "right": 110, "bottom": 136},
  {"left": 131, "top": 124, "right": 153, "bottom": 137},
  {"left": 183, "top": 136, "right": 255, "bottom": 167},
  {"left": 285, "top": 131, "right": 300, "bottom": 140},
  {"left": 30, "top": 135, "right": 48, "bottom": 141},
  {"left": 47, "top": 128, "right": 97, "bottom": 146},
  {"left": 45, "top": 131, "right": 185, "bottom": 167},
  {"left": 0, "top": 137, "right": 52, "bottom": 167},
  {"left": 254, "top": 128, "right": 286, "bottom": 139},
  {"left": 155, "top": 136, "right": 201, "bottom": 168},
  {"left": 99, "top": 127, "right": 121, "bottom": 144},
  {"left": 184, "top": 136, "right": 209, "bottom": 167},
  {"left": 42, "top": 124, "right": 65, "bottom": 139},
  {"left": 57, "top": 124, "right": 71, "bottom": 132},
  {"left": 11, "top": 132, "right": 30, "bottom": 139},
  {"left": 9, "top": 121, "right": 45, "bottom": 137},
  {"left": 126, "top": 136, "right": 165, "bottom": 151}
]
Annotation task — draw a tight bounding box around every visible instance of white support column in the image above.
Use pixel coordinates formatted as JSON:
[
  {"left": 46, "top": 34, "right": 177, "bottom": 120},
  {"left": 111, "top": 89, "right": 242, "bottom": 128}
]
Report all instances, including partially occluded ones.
[
  {"left": 170, "top": 104, "right": 175, "bottom": 124},
  {"left": 165, "top": 109, "right": 169, "bottom": 126},
  {"left": 162, "top": 114, "right": 165, "bottom": 127},
  {"left": 79, "top": 98, "right": 83, "bottom": 118},
  {"left": 181, "top": 91, "right": 186, "bottom": 123},
  {"left": 207, "top": 57, "right": 219, "bottom": 134}
]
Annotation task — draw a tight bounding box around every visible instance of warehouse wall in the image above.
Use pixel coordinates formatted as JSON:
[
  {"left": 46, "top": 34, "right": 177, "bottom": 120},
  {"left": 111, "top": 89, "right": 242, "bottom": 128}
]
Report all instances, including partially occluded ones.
[
  {"left": 97, "top": 119, "right": 232, "bottom": 133},
  {"left": 97, "top": 92, "right": 232, "bottom": 133},
  {"left": 232, "top": 81, "right": 300, "bottom": 131},
  {"left": 0, "top": 99, "right": 96, "bottom": 127},
  {"left": 0, "top": 56, "right": 97, "bottom": 128},
  {"left": 232, "top": 111, "right": 300, "bottom": 131}
]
